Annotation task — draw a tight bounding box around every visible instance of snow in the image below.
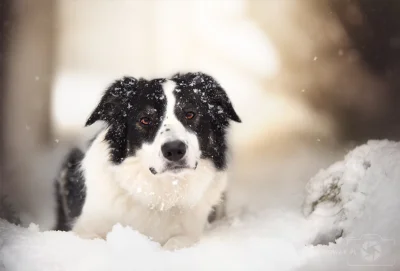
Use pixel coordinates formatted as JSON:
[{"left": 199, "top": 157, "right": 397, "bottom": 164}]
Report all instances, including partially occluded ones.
[{"left": 1, "top": 140, "right": 400, "bottom": 271}]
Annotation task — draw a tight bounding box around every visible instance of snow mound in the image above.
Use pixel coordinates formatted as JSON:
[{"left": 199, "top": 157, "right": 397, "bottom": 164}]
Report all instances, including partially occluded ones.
[
  {"left": 302, "top": 140, "right": 400, "bottom": 269},
  {"left": 1, "top": 140, "right": 400, "bottom": 271}
]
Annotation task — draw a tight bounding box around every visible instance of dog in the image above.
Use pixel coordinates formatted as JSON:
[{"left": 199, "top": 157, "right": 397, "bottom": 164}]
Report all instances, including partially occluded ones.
[{"left": 55, "top": 72, "right": 241, "bottom": 250}]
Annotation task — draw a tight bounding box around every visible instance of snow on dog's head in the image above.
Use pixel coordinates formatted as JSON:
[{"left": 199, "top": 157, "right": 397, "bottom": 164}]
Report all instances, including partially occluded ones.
[{"left": 84, "top": 72, "right": 240, "bottom": 208}]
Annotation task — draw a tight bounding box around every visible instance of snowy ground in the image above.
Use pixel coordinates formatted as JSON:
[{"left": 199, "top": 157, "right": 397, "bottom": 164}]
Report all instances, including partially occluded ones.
[{"left": 1, "top": 140, "right": 400, "bottom": 271}]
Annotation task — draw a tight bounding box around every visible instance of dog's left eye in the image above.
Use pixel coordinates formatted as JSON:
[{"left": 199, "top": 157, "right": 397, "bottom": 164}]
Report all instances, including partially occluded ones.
[
  {"left": 140, "top": 117, "right": 151, "bottom": 125},
  {"left": 185, "top": 112, "right": 195, "bottom": 120}
]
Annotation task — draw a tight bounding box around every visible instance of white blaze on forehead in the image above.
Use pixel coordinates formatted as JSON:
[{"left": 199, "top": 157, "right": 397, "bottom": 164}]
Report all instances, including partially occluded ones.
[{"left": 162, "top": 80, "right": 178, "bottom": 125}]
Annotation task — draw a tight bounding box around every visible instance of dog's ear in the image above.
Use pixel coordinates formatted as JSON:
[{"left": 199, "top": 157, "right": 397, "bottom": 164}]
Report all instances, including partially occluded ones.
[
  {"left": 193, "top": 72, "right": 241, "bottom": 123},
  {"left": 214, "top": 86, "right": 241, "bottom": 123},
  {"left": 85, "top": 77, "right": 137, "bottom": 127}
]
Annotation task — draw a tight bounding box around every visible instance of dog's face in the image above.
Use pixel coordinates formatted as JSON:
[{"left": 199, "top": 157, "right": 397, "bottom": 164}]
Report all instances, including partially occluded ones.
[{"left": 86, "top": 72, "right": 241, "bottom": 177}]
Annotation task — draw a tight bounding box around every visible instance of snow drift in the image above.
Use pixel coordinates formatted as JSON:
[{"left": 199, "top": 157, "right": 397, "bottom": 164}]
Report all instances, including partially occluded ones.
[{"left": 1, "top": 140, "right": 399, "bottom": 271}]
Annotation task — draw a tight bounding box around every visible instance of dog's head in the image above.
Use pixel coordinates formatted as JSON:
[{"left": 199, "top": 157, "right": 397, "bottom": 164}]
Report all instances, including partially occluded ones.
[{"left": 86, "top": 72, "right": 241, "bottom": 177}]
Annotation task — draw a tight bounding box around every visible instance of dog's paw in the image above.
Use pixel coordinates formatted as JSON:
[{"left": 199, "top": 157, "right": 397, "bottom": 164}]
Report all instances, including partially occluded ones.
[
  {"left": 163, "top": 236, "right": 198, "bottom": 251},
  {"left": 72, "top": 229, "right": 105, "bottom": 240}
]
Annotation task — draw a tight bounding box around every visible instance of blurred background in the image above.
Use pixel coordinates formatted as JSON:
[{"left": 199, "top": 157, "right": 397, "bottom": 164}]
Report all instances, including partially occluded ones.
[{"left": 1, "top": 0, "right": 400, "bottom": 230}]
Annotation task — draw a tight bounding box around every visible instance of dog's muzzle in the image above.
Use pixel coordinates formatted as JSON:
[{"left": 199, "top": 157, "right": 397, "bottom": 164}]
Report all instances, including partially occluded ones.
[{"left": 149, "top": 140, "right": 198, "bottom": 175}]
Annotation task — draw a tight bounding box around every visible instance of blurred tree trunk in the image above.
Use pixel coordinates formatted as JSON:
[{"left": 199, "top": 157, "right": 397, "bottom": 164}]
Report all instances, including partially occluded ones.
[
  {"left": 1, "top": 0, "right": 55, "bottom": 227},
  {"left": 0, "top": 0, "right": 15, "bottom": 223},
  {"left": 0, "top": 0, "right": 11, "bottom": 197},
  {"left": 3, "top": 0, "right": 54, "bottom": 161}
]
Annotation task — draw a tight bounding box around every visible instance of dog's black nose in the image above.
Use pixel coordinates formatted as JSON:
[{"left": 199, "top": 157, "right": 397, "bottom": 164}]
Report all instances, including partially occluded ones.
[{"left": 161, "top": 140, "right": 187, "bottom": 162}]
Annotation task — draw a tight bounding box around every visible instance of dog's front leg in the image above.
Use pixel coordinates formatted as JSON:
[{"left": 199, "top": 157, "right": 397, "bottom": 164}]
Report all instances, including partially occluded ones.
[
  {"left": 162, "top": 204, "right": 211, "bottom": 251},
  {"left": 163, "top": 235, "right": 199, "bottom": 251},
  {"left": 71, "top": 216, "right": 110, "bottom": 240}
]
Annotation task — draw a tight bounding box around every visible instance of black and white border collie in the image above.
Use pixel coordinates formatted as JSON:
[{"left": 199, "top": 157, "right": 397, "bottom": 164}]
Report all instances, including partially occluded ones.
[{"left": 55, "top": 72, "right": 241, "bottom": 250}]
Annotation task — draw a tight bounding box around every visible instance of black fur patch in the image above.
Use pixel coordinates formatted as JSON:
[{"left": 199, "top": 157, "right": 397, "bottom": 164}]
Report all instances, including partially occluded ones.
[
  {"left": 85, "top": 77, "right": 167, "bottom": 164},
  {"left": 171, "top": 72, "right": 241, "bottom": 170},
  {"left": 55, "top": 148, "right": 85, "bottom": 231}
]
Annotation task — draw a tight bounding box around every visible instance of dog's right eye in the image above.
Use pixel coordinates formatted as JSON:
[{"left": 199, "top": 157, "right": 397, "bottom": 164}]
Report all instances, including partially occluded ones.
[
  {"left": 185, "top": 111, "right": 195, "bottom": 120},
  {"left": 140, "top": 117, "right": 151, "bottom": 125}
]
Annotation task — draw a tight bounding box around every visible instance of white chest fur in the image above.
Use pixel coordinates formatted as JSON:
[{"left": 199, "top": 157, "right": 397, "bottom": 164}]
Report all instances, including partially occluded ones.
[{"left": 71, "top": 130, "right": 227, "bottom": 248}]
